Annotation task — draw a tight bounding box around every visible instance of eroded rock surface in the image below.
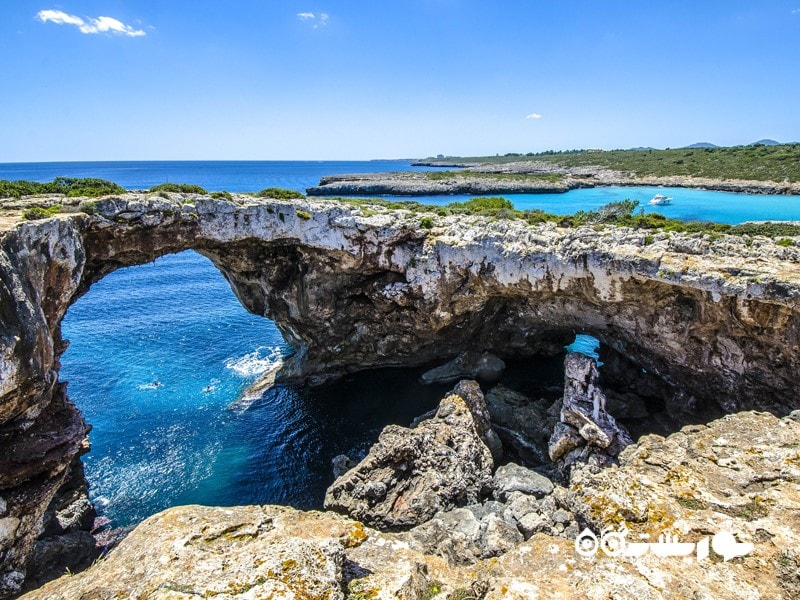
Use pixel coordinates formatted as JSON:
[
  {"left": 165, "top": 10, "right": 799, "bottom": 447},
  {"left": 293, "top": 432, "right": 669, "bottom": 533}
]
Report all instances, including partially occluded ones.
[
  {"left": 548, "top": 353, "right": 634, "bottom": 472},
  {"left": 23, "top": 411, "right": 800, "bottom": 600},
  {"left": 419, "top": 351, "right": 506, "bottom": 385},
  {"left": 323, "top": 381, "right": 494, "bottom": 527}
]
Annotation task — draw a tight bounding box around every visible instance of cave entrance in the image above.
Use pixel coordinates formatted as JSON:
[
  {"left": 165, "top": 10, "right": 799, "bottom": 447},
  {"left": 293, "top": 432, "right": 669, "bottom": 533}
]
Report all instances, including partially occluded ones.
[
  {"left": 482, "top": 332, "right": 725, "bottom": 472},
  {"left": 59, "top": 250, "right": 451, "bottom": 532}
]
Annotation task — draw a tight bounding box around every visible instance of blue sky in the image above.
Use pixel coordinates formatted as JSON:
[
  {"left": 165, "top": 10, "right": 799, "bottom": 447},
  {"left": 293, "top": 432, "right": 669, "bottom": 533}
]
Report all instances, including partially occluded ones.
[{"left": 1, "top": 1, "right": 799, "bottom": 161}]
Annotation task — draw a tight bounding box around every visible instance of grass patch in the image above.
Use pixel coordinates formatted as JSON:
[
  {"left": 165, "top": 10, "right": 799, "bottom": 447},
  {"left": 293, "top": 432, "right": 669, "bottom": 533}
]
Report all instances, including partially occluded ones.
[
  {"left": 420, "top": 216, "right": 434, "bottom": 229},
  {"left": 256, "top": 187, "right": 306, "bottom": 200},
  {"left": 210, "top": 191, "right": 233, "bottom": 201},
  {"left": 149, "top": 183, "right": 207, "bottom": 194},
  {"left": 295, "top": 209, "right": 311, "bottom": 220}
]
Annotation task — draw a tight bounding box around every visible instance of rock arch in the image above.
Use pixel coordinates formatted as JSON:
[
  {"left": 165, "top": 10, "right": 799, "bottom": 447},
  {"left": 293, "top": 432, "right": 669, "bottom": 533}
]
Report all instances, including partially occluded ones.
[{"left": 1, "top": 193, "right": 798, "bottom": 594}]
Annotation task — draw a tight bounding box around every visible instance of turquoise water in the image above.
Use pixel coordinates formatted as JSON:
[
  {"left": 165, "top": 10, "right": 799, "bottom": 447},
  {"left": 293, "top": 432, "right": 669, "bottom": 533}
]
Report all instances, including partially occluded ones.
[
  {"left": 2, "top": 160, "right": 799, "bottom": 528},
  {"left": 402, "top": 186, "right": 800, "bottom": 225}
]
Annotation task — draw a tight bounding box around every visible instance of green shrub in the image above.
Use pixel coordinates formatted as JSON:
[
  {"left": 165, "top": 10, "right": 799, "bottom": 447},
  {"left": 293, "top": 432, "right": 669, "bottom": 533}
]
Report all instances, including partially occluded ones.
[
  {"left": 776, "top": 238, "right": 794, "bottom": 247},
  {"left": 149, "top": 183, "right": 207, "bottom": 194},
  {"left": 1, "top": 177, "right": 124, "bottom": 199},
  {"left": 296, "top": 210, "right": 311, "bottom": 220},
  {"left": 210, "top": 191, "right": 233, "bottom": 201},
  {"left": 22, "top": 205, "right": 60, "bottom": 220},
  {"left": 644, "top": 235, "right": 655, "bottom": 245},
  {"left": 256, "top": 187, "right": 306, "bottom": 200},
  {"left": 420, "top": 216, "right": 434, "bottom": 229},
  {"left": 448, "top": 196, "right": 514, "bottom": 215},
  {"left": 78, "top": 201, "right": 96, "bottom": 215}
]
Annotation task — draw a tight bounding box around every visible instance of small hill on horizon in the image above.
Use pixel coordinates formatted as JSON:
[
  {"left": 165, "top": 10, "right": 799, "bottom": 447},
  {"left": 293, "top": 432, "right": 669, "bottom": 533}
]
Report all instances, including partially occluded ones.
[
  {"left": 685, "top": 142, "right": 718, "bottom": 149},
  {"left": 750, "top": 139, "right": 780, "bottom": 146}
]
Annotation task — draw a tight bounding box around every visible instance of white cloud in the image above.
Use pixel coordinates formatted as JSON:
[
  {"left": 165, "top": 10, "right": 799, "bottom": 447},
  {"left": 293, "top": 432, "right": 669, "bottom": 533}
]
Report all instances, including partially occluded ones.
[
  {"left": 36, "top": 9, "right": 146, "bottom": 37},
  {"left": 298, "top": 11, "right": 329, "bottom": 28},
  {"left": 793, "top": 8, "right": 800, "bottom": 14},
  {"left": 37, "top": 9, "right": 83, "bottom": 26},
  {"left": 526, "top": 113, "right": 543, "bottom": 120}
]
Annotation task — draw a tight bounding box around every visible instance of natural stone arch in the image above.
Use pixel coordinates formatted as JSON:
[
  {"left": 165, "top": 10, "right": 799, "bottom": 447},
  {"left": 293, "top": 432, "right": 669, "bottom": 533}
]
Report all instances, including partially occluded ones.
[{"left": 1, "top": 193, "right": 799, "bottom": 595}]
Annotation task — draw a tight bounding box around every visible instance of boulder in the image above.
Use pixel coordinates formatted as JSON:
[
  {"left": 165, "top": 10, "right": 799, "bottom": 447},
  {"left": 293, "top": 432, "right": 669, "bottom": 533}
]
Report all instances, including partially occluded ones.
[
  {"left": 420, "top": 351, "right": 505, "bottom": 385},
  {"left": 485, "top": 385, "right": 556, "bottom": 464},
  {"left": 492, "top": 463, "right": 554, "bottom": 500},
  {"left": 324, "top": 382, "right": 494, "bottom": 528}
]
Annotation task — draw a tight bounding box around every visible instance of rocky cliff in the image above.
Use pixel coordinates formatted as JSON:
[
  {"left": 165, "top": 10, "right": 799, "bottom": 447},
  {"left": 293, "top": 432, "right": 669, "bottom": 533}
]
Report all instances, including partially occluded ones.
[{"left": 1, "top": 192, "right": 799, "bottom": 595}]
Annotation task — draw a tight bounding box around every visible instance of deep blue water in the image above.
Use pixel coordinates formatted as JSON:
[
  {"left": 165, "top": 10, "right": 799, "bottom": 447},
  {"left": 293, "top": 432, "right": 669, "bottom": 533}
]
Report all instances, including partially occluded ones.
[
  {"left": 2, "top": 160, "right": 799, "bottom": 528},
  {"left": 0, "top": 159, "right": 442, "bottom": 194}
]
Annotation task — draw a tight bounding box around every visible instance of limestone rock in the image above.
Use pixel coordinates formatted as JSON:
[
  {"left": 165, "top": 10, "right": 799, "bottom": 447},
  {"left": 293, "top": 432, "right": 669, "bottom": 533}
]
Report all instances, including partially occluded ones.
[
  {"left": 492, "top": 463, "right": 554, "bottom": 500},
  {"left": 548, "top": 353, "right": 633, "bottom": 469},
  {"left": 324, "top": 382, "right": 494, "bottom": 528},
  {"left": 22, "top": 412, "right": 800, "bottom": 600},
  {"left": 419, "top": 351, "right": 506, "bottom": 385},
  {"left": 23, "top": 505, "right": 349, "bottom": 600}
]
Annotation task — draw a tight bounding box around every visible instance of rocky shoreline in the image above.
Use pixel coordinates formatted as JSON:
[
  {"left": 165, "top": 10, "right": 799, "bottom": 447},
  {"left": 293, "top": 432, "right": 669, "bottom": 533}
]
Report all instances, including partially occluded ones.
[
  {"left": 0, "top": 193, "right": 799, "bottom": 597},
  {"left": 306, "top": 160, "right": 800, "bottom": 196},
  {"left": 23, "top": 364, "right": 800, "bottom": 599}
]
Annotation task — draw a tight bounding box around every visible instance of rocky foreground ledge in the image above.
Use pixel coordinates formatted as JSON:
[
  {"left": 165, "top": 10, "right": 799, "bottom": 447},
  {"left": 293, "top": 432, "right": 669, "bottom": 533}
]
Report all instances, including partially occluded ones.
[
  {"left": 1, "top": 192, "right": 799, "bottom": 596},
  {"left": 306, "top": 161, "right": 800, "bottom": 196},
  {"left": 23, "top": 375, "right": 800, "bottom": 599}
]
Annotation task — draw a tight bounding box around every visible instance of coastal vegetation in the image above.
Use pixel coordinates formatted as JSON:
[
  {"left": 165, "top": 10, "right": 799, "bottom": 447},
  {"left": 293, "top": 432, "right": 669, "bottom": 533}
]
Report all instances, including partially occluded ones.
[
  {"left": 424, "top": 144, "right": 800, "bottom": 183},
  {"left": 3, "top": 175, "right": 797, "bottom": 241},
  {"left": 338, "top": 195, "right": 800, "bottom": 239},
  {"left": 22, "top": 205, "right": 61, "bottom": 220},
  {"left": 424, "top": 170, "right": 564, "bottom": 184},
  {"left": 256, "top": 187, "right": 306, "bottom": 200},
  {"left": 149, "top": 183, "right": 208, "bottom": 194},
  {"left": 0, "top": 177, "right": 125, "bottom": 199}
]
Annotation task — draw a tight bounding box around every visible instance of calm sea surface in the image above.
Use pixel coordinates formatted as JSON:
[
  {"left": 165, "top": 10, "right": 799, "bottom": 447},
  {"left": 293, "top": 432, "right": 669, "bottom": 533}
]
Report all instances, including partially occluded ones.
[{"left": 2, "top": 160, "right": 798, "bottom": 527}]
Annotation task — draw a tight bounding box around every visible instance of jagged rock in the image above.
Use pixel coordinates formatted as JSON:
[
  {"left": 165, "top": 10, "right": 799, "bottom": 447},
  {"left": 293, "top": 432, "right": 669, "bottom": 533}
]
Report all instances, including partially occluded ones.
[
  {"left": 547, "top": 422, "right": 584, "bottom": 461},
  {"left": 449, "top": 380, "right": 503, "bottom": 461},
  {"left": 548, "top": 353, "right": 633, "bottom": 470},
  {"left": 419, "top": 351, "right": 506, "bottom": 385},
  {"left": 331, "top": 454, "right": 356, "bottom": 479},
  {"left": 23, "top": 412, "right": 800, "bottom": 600},
  {"left": 485, "top": 385, "right": 555, "bottom": 465},
  {"left": 406, "top": 503, "right": 522, "bottom": 564},
  {"left": 492, "top": 463, "right": 554, "bottom": 500},
  {"left": 324, "top": 382, "right": 494, "bottom": 528}
]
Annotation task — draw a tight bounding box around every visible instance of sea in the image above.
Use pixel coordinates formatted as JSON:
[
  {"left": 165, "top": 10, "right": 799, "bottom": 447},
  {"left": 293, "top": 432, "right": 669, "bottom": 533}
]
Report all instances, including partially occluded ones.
[{"left": 2, "top": 160, "right": 798, "bottom": 528}]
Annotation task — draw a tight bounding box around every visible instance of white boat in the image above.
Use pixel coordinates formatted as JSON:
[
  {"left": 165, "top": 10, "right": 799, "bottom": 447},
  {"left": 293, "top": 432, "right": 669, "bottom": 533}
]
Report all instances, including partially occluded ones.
[{"left": 649, "top": 194, "right": 673, "bottom": 206}]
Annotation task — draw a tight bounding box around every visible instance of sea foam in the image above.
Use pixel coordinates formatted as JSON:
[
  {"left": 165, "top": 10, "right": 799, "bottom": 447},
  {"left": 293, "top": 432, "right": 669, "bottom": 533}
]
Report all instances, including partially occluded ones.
[{"left": 225, "top": 346, "right": 283, "bottom": 378}]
